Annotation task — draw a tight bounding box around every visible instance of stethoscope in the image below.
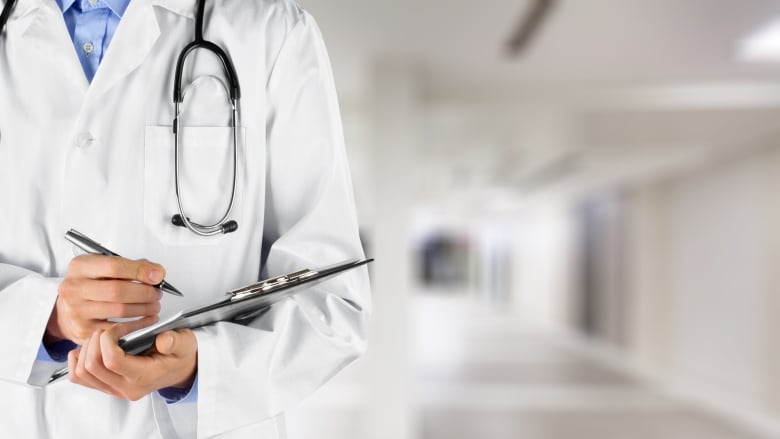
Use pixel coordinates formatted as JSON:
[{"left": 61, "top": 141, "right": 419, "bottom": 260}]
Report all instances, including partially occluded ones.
[{"left": 0, "top": 0, "right": 241, "bottom": 237}]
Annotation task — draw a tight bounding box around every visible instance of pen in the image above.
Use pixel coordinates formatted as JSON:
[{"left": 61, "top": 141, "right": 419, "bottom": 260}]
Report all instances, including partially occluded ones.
[{"left": 65, "top": 229, "right": 184, "bottom": 297}]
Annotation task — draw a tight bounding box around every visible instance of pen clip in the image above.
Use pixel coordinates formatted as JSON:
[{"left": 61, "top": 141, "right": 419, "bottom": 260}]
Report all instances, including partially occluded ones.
[{"left": 227, "top": 269, "right": 318, "bottom": 302}]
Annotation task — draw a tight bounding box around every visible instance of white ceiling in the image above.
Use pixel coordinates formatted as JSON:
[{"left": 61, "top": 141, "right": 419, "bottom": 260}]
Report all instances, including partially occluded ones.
[
  {"left": 299, "top": 0, "right": 780, "bottom": 97},
  {"left": 298, "top": 0, "right": 780, "bottom": 206}
]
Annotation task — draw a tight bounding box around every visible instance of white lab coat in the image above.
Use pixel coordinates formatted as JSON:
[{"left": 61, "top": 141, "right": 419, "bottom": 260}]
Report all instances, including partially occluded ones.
[{"left": 0, "top": 0, "right": 370, "bottom": 437}]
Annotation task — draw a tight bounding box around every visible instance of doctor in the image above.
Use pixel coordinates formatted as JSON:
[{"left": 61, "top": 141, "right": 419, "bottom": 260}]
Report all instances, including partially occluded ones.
[{"left": 0, "top": 0, "right": 370, "bottom": 437}]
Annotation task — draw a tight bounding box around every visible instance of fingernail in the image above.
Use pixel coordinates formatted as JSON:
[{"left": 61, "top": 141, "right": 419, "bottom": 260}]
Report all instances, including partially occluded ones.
[
  {"left": 148, "top": 270, "right": 162, "bottom": 284},
  {"left": 166, "top": 334, "right": 174, "bottom": 351}
]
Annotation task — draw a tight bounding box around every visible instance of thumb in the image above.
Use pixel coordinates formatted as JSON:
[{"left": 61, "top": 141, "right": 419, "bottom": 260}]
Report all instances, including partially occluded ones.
[{"left": 155, "top": 331, "right": 178, "bottom": 355}]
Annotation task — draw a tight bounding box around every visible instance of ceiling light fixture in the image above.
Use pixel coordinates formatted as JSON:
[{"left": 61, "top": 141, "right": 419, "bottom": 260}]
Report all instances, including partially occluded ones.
[{"left": 738, "top": 18, "right": 780, "bottom": 61}]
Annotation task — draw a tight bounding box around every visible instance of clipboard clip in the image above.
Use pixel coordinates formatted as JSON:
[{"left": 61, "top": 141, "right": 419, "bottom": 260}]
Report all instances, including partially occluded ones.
[{"left": 227, "top": 269, "right": 319, "bottom": 302}]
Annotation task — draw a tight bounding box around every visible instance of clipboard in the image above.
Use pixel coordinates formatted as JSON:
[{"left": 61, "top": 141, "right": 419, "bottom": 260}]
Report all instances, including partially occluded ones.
[{"left": 48, "top": 258, "right": 372, "bottom": 384}]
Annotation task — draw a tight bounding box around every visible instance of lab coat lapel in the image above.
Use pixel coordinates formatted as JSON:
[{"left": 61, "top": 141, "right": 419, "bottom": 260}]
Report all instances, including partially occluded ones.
[
  {"left": 86, "top": 0, "right": 161, "bottom": 99},
  {"left": 20, "top": 0, "right": 88, "bottom": 94},
  {"left": 150, "top": 0, "right": 195, "bottom": 19}
]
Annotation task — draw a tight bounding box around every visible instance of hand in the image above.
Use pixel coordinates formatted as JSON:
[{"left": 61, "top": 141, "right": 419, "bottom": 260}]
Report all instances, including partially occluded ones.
[
  {"left": 68, "top": 322, "right": 198, "bottom": 401},
  {"left": 47, "top": 255, "right": 165, "bottom": 345}
]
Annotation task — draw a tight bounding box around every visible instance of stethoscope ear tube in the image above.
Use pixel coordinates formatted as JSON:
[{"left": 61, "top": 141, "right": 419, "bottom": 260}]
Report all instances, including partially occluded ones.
[
  {"left": 0, "top": 0, "right": 17, "bottom": 35},
  {"left": 173, "top": 40, "right": 240, "bottom": 103},
  {"left": 173, "top": 0, "right": 240, "bottom": 104}
]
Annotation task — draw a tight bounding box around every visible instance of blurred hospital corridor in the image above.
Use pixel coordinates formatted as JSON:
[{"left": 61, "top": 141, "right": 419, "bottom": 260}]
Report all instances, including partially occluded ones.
[
  {"left": 290, "top": 295, "right": 775, "bottom": 439},
  {"left": 286, "top": 0, "right": 780, "bottom": 438}
]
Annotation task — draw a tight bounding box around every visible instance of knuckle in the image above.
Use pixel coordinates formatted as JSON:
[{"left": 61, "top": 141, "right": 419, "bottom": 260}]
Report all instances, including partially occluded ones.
[
  {"left": 58, "top": 278, "right": 76, "bottom": 297},
  {"left": 104, "top": 357, "right": 120, "bottom": 372},
  {"left": 106, "top": 282, "right": 123, "bottom": 301},
  {"left": 147, "top": 286, "right": 160, "bottom": 302},
  {"left": 67, "top": 313, "right": 83, "bottom": 331},
  {"left": 125, "top": 389, "right": 144, "bottom": 401},
  {"left": 112, "top": 303, "right": 130, "bottom": 317},
  {"left": 105, "top": 259, "right": 123, "bottom": 278},
  {"left": 74, "top": 328, "right": 89, "bottom": 342},
  {"left": 135, "top": 262, "right": 147, "bottom": 282},
  {"left": 67, "top": 257, "right": 83, "bottom": 274}
]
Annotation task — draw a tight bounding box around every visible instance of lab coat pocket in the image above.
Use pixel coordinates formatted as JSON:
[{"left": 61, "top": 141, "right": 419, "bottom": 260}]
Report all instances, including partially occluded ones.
[{"left": 144, "top": 125, "right": 245, "bottom": 247}]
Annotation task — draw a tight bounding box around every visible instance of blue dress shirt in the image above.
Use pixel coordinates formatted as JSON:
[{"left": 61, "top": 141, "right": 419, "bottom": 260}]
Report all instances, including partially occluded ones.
[
  {"left": 37, "top": 1, "right": 199, "bottom": 403},
  {"left": 56, "top": 0, "right": 129, "bottom": 82}
]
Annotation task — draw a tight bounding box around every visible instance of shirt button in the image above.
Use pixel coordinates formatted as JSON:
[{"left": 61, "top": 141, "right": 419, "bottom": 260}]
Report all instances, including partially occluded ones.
[
  {"left": 82, "top": 41, "right": 94, "bottom": 55},
  {"left": 74, "top": 132, "right": 94, "bottom": 149}
]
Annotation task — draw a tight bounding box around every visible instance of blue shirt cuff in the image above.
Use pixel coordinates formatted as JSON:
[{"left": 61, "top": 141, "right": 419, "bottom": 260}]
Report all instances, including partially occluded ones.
[
  {"left": 37, "top": 339, "right": 78, "bottom": 363},
  {"left": 158, "top": 373, "right": 198, "bottom": 404}
]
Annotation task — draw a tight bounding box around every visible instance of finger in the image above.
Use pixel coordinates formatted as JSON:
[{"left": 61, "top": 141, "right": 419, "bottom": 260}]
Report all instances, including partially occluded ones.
[
  {"left": 73, "top": 316, "right": 157, "bottom": 351},
  {"left": 68, "top": 320, "right": 117, "bottom": 346},
  {"left": 101, "top": 329, "right": 171, "bottom": 401},
  {"left": 100, "top": 325, "right": 145, "bottom": 377},
  {"left": 80, "top": 301, "right": 161, "bottom": 320},
  {"left": 104, "top": 328, "right": 195, "bottom": 394},
  {"left": 67, "top": 348, "right": 80, "bottom": 383},
  {"left": 69, "top": 255, "right": 165, "bottom": 285},
  {"left": 154, "top": 331, "right": 176, "bottom": 356},
  {"left": 84, "top": 330, "right": 124, "bottom": 397},
  {"left": 74, "top": 332, "right": 117, "bottom": 396},
  {"left": 155, "top": 330, "right": 197, "bottom": 357},
  {"left": 72, "top": 279, "right": 161, "bottom": 304}
]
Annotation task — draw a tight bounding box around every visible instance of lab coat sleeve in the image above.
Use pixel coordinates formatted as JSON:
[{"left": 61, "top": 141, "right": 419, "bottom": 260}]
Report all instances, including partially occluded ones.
[
  {"left": 191, "top": 9, "right": 370, "bottom": 437},
  {"left": 0, "top": 264, "right": 60, "bottom": 385}
]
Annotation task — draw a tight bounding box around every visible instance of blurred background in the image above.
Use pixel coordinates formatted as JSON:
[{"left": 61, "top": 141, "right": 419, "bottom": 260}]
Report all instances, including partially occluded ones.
[{"left": 286, "top": 1, "right": 780, "bottom": 438}]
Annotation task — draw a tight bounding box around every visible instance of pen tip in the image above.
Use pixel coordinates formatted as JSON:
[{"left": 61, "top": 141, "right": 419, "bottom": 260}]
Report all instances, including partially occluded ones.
[{"left": 162, "top": 282, "right": 184, "bottom": 297}]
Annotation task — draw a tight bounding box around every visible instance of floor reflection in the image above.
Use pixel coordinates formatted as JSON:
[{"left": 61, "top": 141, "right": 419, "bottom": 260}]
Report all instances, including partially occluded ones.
[{"left": 288, "top": 295, "right": 770, "bottom": 439}]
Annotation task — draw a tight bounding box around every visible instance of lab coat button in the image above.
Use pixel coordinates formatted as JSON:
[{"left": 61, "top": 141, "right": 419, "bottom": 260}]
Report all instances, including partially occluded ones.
[{"left": 74, "top": 132, "right": 94, "bottom": 149}]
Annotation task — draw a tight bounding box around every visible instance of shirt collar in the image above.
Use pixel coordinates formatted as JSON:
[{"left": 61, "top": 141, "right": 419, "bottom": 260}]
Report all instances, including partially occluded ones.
[
  {"left": 55, "top": 0, "right": 76, "bottom": 12},
  {"left": 101, "top": 0, "right": 130, "bottom": 17},
  {"left": 55, "top": 0, "right": 130, "bottom": 17}
]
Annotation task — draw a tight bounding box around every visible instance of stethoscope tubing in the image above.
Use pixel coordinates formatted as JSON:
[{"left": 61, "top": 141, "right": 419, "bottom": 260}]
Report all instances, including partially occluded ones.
[
  {"left": 172, "top": 97, "right": 240, "bottom": 236},
  {"left": 170, "top": 0, "right": 241, "bottom": 236}
]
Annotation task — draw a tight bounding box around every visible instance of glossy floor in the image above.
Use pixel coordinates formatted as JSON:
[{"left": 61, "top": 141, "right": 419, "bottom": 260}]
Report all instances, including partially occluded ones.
[{"left": 287, "top": 295, "right": 773, "bottom": 439}]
